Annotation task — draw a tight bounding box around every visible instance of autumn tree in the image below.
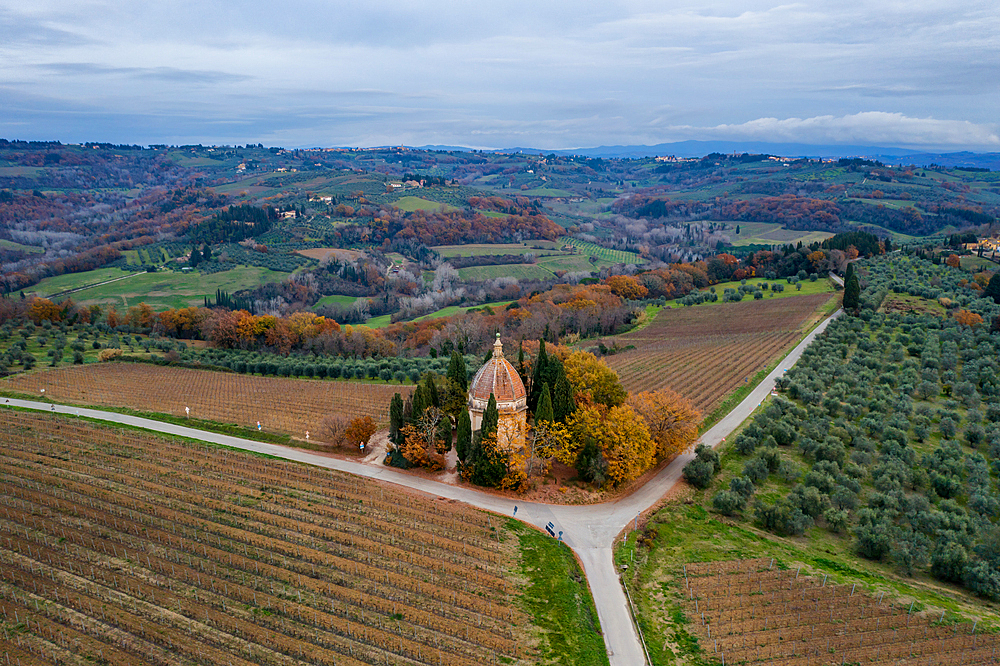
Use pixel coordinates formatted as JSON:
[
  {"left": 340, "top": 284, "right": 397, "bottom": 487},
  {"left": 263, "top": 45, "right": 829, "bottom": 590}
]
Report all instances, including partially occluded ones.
[
  {"left": 399, "top": 408, "right": 447, "bottom": 470},
  {"left": 528, "top": 418, "right": 570, "bottom": 477},
  {"left": 564, "top": 350, "right": 627, "bottom": 408},
  {"left": 946, "top": 254, "right": 961, "bottom": 268},
  {"left": 566, "top": 402, "right": 656, "bottom": 486},
  {"left": 28, "top": 298, "right": 61, "bottom": 324},
  {"left": 954, "top": 310, "right": 984, "bottom": 327},
  {"left": 605, "top": 275, "right": 649, "bottom": 300},
  {"left": 344, "top": 416, "right": 377, "bottom": 452},
  {"left": 628, "top": 388, "right": 702, "bottom": 460}
]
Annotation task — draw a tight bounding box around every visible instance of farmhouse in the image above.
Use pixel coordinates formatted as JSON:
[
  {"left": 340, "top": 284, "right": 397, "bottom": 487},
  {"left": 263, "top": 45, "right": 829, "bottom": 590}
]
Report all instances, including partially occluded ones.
[{"left": 468, "top": 334, "right": 526, "bottom": 451}]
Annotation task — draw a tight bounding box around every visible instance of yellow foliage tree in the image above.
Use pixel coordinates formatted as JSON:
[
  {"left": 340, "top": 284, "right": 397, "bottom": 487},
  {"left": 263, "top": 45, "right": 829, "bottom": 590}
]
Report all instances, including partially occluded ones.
[
  {"left": 628, "top": 388, "right": 702, "bottom": 460},
  {"left": 598, "top": 405, "right": 656, "bottom": 486},
  {"left": 28, "top": 298, "right": 61, "bottom": 324},
  {"left": 566, "top": 402, "right": 656, "bottom": 486},
  {"left": 564, "top": 351, "right": 627, "bottom": 407},
  {"left": 606, "top": 275, "right": 649, "bottom": 300},
  {"left": 527, "top": 419, "right": 572, "bottom": 477}
]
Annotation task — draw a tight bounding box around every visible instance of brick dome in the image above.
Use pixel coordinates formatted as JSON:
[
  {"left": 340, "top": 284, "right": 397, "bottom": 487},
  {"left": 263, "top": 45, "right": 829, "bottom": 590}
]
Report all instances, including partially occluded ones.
[{"left": 469, "top": 334, "right": 526, "bottom": 404}]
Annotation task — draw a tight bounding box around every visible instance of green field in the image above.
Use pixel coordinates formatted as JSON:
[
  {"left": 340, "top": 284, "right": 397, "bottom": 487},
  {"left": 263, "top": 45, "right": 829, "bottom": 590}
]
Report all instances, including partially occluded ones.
[
  {"left": 669, "top": 276, "right": 836, "bottom": 307},
  {"left": 28, "top": 266, "right": 289, "bottom": 310},
  {"left": 432, "top": 242, "right": 560, "bottom": 258},
  {"left": 0, "top": 166, "right": 44, "bottom": 177},
  {"left": 365, "top": 300, "right": 515, "bottom": 328},
  {"left": 518, "top": 187, "right": 575, "bottom": 197},
  {"left": 313, "top": 294, "right": 360, "bottom": 309},
  {"left": 0, "top": 239, "right": 44, "bottom": 254},
  {"left": 558, "top": 237, "right": 644, "bottom": 264},
  {"left": 960, "top": 255, "right": 998, "bottom": 272},
  {"left": 393, "top": 196, "right": 461, "bottom": 212},
  {"left": 727, "top": 222, "right": 835, "bottom": 247}
]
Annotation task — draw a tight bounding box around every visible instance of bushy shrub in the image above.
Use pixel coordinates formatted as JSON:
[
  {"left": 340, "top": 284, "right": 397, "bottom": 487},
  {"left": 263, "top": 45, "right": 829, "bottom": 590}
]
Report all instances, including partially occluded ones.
[{"left": 712, "top": 490, "right": 746, "bottom": 515}]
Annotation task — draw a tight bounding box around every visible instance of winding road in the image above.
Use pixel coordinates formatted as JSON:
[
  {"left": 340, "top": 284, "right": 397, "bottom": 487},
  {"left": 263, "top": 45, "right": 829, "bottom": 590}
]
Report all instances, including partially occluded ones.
[{"left": 5, "top": 307, "right": 841, "bottom": 665}]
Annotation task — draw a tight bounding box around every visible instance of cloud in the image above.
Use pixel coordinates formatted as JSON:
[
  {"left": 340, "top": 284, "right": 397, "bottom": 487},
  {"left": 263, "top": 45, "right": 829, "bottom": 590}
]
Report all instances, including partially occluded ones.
[
  {"left": 668, "top": 113, "right": 1000, "bottom": 150},
  {"left": 36, "top": 63, "right": 252, "bottom": 84}
]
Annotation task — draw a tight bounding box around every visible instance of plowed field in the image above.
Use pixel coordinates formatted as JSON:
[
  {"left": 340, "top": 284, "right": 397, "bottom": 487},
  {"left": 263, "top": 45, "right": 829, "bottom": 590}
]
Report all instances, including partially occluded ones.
[
  {"left": 1, "top": 364, "right": 411, "bottom": 439},
  {"left": 604, "top": 294, "right": 833, "bottom": 414}
]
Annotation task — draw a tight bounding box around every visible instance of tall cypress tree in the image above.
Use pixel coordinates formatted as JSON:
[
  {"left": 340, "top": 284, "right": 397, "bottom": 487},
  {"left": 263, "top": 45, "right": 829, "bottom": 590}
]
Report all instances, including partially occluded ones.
[
  {"left": 423, "top": 373, "right": 440, "bottom": 408},
  {"left": 447, "top": 351, "right": 468, "bottom": 392},
  {"left": 529, "top": 340, "right": 548, "bottom": 411},
  {"left": 535, "top": 383, "right": 554, "bottom": 423},
  {"left": 843, "top": 272, "right": 861, "bottom": 310},
  {"left": 480, "top": 393, "right": 499, "bottom": 440},
  {"left": 456, "top": 410, "right": 472, "bottom": 462},
  {"left": 517, "top": 341, "right": 527, "bottom": 385},
  {"left": 389, "top": 393, "right": 404, "bottom": 443},
  {"left": 553, "top": 368, "right": 575, "bottom": 422},
  {"left": 411, "top": 383, "right": 428, "bottom": 418}
]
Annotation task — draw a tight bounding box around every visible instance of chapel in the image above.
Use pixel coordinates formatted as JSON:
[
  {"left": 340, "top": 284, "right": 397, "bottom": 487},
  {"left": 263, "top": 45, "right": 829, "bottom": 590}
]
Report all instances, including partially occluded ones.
[{"left": 467, "top": 334, "right": 527, "bottom": 449}]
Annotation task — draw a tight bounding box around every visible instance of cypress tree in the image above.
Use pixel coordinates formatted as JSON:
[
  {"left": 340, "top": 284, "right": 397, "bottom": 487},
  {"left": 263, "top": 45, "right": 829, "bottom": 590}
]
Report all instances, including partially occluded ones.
[
  {"left": 984, "top": 273, "right": 1000, "bottom": 304},
  {"left": 535, "top": 383, "right": 554, "bottom": 423},
  {"left": 456, "top": 410, "right": 472, "bottom": 462},
  {"left": 529, "top": 340, "right": 548, "bottom": 411},
  {"left": 845, "top": 261, "right": 856, "bottom": 282},
  {"left": 447, "top": 351, "right": 468, "bottom": 392},
  {"left": 436, "top": 415, "right": 453, "bottom": 452},
  {"left": 480, "top": 393, "right": 499, "bottom": 441},
  {"left": 389, "top": 393, "right": 403, "bottom": 443},
  {"left": 553, "top": 368, "right": 575, "bottom": 422},
  {"left": 517, "top": 341, "right": 527, "bottom": 385},
  {"left": 843, "top": 272, "right": 861, "bottom": 310},
  {"left": 411, "top": 383, "right": 428, "bottom": 418},
  {"left": 423, "top": 373, "right": 440, "bottom": 408}
]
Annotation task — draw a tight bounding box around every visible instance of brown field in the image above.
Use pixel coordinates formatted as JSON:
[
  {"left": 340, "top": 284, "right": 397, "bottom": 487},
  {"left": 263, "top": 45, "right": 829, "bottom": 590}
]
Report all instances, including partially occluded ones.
[
  {"left": 1, "top": 364, "right": 412, "bottom": 439},
  {"left": 680, "top": 558, "right": 999, "bottom": 665},
  {"left": 603, "top": 294, "right": 834, "bottom": 414},
  {"left": 296, "top": 247, "right": 365, "bottom": 262},
  {"left": 0, "top": 411, "right": 525, "bottom": 665}
]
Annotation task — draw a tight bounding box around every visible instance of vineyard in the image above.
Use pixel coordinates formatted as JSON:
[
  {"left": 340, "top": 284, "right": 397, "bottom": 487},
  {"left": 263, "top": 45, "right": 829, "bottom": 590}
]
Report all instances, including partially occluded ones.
[
  {"left": 679, "top": 558, "right": 1000, "bottom": 665},
  {"left": 604, "top": 294, "right": 832, "bottom": 414},
  {"left": 557, "top": 237, "right": 643, "bottom": 265},
  {"left": 1, "top": 364, "right": 410, "bottom": 439},
  {"left": 0, "top": 410, "right": 529, "bottom": 666}
]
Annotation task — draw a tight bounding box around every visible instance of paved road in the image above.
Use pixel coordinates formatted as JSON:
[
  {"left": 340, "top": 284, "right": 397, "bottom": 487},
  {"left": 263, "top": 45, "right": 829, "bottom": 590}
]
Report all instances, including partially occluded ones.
[{"left": 5, "top": 308, "right": 841, "bottom": 665}]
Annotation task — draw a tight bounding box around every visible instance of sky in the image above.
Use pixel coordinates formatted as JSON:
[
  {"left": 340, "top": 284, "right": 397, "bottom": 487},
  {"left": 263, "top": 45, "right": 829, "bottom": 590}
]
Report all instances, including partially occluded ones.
[{"left": 2, "top": 0, "right": 998, "bottom": 151}]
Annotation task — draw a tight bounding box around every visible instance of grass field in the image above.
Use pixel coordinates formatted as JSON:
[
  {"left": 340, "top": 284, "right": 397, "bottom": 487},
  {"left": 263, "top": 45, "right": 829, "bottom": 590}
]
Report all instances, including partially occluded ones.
[
  {"left": 602, "top": 293, "right": 834, "bottom": 415},
  {"left": 0, "top": 239, "right": 44, "bottom": 254},
  {"left": 432, "top": 243, "right": 559, "bottom": 258},
  {"left": 0, "top": 410, "right": 605, "bottom": 666},
  {"left": 314, "top": 294, "right": 361, "bottom": 309},
  {"left": 668, "top": 276, "right": 836, "bottom": 307},
  {"left": 1, "top": 363, "right": 411, "bottom": 438},
  {"left": 365, "top": 301, "right": 515, "bottom": 328},
  {"left": 726, "top": 222, "right": 835, "bottom": 247},
  {"left": 960, "top": 255, "right": 998, "bottom": 272},
  {"left": 392, "top": 195, "right": 461, "bottom": 213},
  {"left": 518, "top": 187, "right": 575, "bottom": 197},
  {"left": 27, "top": 265, "right": 289, "bottom": 310}
]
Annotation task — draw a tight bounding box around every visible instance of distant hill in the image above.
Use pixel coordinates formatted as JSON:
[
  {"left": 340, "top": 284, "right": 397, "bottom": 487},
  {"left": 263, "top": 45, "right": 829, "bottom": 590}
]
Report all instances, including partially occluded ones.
[{"left": 416, "top": 141, "right": 1000, "bottom": 170}]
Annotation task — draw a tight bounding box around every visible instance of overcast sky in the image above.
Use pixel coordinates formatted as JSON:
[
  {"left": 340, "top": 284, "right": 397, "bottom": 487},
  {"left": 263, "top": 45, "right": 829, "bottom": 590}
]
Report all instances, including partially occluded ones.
[{"left": 2, "top": 1, "right": 998, "bottom": 150}]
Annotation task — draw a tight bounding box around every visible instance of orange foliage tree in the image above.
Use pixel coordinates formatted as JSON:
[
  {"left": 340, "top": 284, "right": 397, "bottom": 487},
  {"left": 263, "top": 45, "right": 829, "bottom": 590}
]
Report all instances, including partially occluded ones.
[
  {"left": 945, "top": 254, "right": 961, "bottom": 268},
  {"left": 605, "top": 275, "right": 649, "bottom": 300},
  {"left": 628, "top": 388, "right": 702, "bottom": 460},
  {"left": 28, "top": 297, "right": 61, "bottom": 324},
  {"left": 953, "top": 310, "right": 983, "bottom": 327}
]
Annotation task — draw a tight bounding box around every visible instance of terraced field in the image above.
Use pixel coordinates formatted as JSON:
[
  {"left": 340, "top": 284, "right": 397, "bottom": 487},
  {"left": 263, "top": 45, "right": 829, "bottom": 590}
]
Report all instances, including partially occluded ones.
[{"left": 603, "top": 294, "right": 832, "bottom": 414}]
